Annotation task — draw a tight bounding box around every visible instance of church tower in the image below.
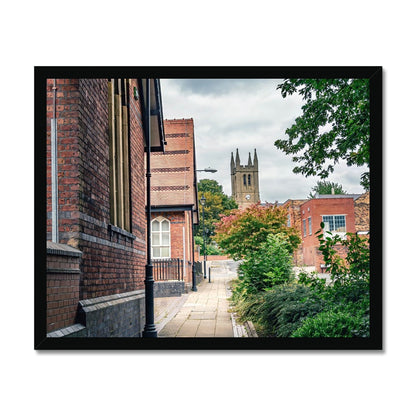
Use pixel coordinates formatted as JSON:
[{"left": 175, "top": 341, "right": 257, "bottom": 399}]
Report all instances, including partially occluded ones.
[{"left": 231, "top": 149, "right": 260, "bottom": 209}]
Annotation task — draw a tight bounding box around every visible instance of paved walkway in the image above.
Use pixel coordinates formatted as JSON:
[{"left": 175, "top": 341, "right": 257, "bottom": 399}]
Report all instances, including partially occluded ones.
[{"left": 155, "top": 262, "right": 241, "bottom": 337}]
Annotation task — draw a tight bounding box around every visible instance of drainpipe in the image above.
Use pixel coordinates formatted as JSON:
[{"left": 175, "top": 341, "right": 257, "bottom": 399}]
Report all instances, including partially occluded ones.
[
  {"left": 51, "top": 79, "right": 59, "bottom": 243},
  {"left": 183, "top": 226, "right": 186, "bottom": 278},
  {"left": 191, "top": 220, "right": 197, "bottom": 291},
  {"left": 143, "top": 79, "right": 157, "bottom": 338}
]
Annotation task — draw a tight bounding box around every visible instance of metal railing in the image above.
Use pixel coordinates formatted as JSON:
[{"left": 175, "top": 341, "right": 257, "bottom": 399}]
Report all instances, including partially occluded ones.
[
  {"left": 153, "top": 258, "right": 184, "bottom": 281},
  {"left": 194, "top": 261, "right": 203, "bottom": 276}
]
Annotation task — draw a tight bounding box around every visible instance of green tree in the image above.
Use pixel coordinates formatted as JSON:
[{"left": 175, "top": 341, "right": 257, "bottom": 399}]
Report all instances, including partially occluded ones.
[
  {"left": 275, "top": 78, "right": 370, "bottom": 190},
  {"left": 196, "top": 179, "right": 237, "bottom": 242},
  {"left": 214, "top": 202, "right": 301, "bottom": 260},
  {"left": 308, "top": 180, "right": 347, "bottom": 199}
]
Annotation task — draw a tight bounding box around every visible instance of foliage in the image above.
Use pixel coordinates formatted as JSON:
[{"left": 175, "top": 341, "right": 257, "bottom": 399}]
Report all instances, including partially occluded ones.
[
  {"left": 275, "top": 78, "right": 370, "bottom": 190},
  {"left": 215, "top": 202, "right": 301, "bottom": 260},
  {"left": 255, "top": 283, "right": 324, "bottom": 337},
  {"left": 196, "top": 179, "right": 238, "bottom": 243},
  {"left": 292, "top": 225, "right": 370, "bottom": 337},
  {"left": 308, "top": 180, "right": 347, "bottom": 199},
  {"left": 316, "top": 222, "right": 370, "bottom": 284},
  {"left": 297, "top": 270, "right": 327, "bottom": 291},
  {"left": 230, "top": 224, "right": 370, "bottom": 337},
  {"left": 231, "top": 288, "right": 265, "bottom": 326},
  {"left": 291, "top": 310, "right": 368, "bottom": 338},
  {"left": 237, "top": 234, "right": 294, "bottom": 294},
  {"left": 194, "top": 235, "right": 224, "bottom": 256}
]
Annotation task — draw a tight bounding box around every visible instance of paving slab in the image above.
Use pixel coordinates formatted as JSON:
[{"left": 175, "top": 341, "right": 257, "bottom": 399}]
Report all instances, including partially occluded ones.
[
  {"left": 195, "top": 320, "right": 216, "bottom": 337},
  {"left": 176, "top": 320, "right": 200, "bottom": 337},
  {"left": 157, "top": 266, "right": 237, "bottom": 338}
]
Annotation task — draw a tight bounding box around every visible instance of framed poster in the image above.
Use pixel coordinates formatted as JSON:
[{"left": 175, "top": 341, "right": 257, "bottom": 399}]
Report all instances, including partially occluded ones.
[{"left": 35, "top": 66, "right": 382, "bottom": 350}]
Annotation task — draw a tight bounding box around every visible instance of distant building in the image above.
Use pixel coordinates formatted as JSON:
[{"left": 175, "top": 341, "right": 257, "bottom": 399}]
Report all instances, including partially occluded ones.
[
  {"left": 230, "top": 149, "right": 260, "bottom": 209},
  {"left": 149, "top": 118, "right": 199, "bottom": 292},
  {"left": 281, "top": 199, "right": 307, "bottom": 266},
  {"left": 354, "top": 191, "right": 370, "bottom": 234},
  {"left": 282, "top": 194, "right": 367, "bottom": 272},
  {"left": 299, "top": 195, "right": 358, "bottom": 271}
]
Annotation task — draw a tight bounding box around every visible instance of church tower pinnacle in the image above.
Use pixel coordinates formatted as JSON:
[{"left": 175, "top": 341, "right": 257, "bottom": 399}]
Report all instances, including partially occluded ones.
[{"left": 235, "top": 148, "right": 240, "bottom": 167}]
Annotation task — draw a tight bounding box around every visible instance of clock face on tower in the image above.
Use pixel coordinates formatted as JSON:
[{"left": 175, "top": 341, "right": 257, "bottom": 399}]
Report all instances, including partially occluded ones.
[{"left": 245, "top": 194, "right": 251, "bottom": 200}]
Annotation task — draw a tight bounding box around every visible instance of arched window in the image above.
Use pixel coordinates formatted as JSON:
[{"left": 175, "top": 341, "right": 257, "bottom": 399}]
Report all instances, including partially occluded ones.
[
  {"left": 248, "top": 174, "right": 251, "bottom": 186},
  {"left": 243, "top": 174, "right": 246, "bottom": 186},
  {"left": 151, "top": 217, "right": 171, "bottom": 258}
]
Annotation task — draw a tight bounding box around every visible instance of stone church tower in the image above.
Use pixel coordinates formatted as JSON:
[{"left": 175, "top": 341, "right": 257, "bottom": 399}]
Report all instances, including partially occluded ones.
[{"left": 231, "top": 149, "right": 260, "bottom": 209}]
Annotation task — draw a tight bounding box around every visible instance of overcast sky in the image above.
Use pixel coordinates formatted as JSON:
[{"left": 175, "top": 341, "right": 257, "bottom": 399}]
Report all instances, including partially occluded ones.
[{"left": 160, "top": 79, "right": 367, "bottom": 203}]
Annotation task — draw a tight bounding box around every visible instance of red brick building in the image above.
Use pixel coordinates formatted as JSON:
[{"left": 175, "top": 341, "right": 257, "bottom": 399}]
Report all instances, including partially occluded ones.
[
  {"left": 150, "top": 119, "right": 199, "bottom": 292},
  {"left": 282, "top": 194, "right": 367, "bottom": 272},
  {"left": 281, "top": 199, "right": 307, "bottom": 266},
  {"left": 354, "top": 191, "right": 370, "bottom": 234},
  {"left": 45, "top": 78, "right": 165, "bottom": 337},
  {"left": 299, "top": 195, "right": 357, "bottom": 271}
]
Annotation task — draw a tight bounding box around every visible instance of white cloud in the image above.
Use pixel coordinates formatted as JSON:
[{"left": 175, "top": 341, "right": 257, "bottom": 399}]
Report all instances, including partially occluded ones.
[{"left": 160, "top": 78, "right": 367, "bottom": 202}]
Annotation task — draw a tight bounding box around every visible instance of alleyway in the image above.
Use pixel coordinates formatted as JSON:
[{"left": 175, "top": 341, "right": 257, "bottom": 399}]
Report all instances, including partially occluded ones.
[{"left": 155, "top": 260, "right": 242, "bottom": 337}]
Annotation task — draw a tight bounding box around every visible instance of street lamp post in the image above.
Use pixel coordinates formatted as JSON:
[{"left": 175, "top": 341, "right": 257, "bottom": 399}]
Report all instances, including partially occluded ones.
[
  {"left": 191, "top": 167, "right": 217, "bottom": 291},
  {"left": 143, "top": 78, "right": 157, "bottom": 338},
  {"left": 196, "top": 167, "right": 217, "bottom": 173},
  {"left": 200, "top": 194, "right": 207, "bottom": 279}
]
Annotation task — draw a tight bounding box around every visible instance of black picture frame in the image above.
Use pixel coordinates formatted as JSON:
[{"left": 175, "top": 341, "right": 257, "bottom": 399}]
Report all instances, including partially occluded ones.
[{"left": 35, "top": 66, "right": 382, "bottom": 350}]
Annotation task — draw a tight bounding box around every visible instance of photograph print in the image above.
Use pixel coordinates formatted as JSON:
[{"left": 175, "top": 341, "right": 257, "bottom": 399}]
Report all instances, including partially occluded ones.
[{"left": 35, "top": 66, "right": 382, "bottom": 349}]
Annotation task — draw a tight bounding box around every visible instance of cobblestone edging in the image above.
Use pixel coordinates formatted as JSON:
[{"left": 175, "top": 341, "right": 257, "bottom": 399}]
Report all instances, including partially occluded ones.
[
  {"left": 226, "top": 283, "right": 258, "bottom": 338},
  {"left": 231, "top": 313, "right": 248, "bottom": 337}
]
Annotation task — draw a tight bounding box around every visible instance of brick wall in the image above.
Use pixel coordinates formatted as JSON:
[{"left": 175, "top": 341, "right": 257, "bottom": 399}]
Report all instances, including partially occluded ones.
[
  {"left": 46, "top": 79, "right": 148, "bottom": 335},
  {"left": 151, "top": 210, "right": 193, "bottom": 287},
  {"left": 354, "top": 191, "right": 370, "bottom": 233},
  {"left": 300, "top": 197, "right": 356, "bottom": 270},
  {"left": 47, "top": 79, "right": 82, "bottom": 240},
  {"left": 151, "top": 119, "right": 196, "bottom": 206},
  {"left": 46, "top": 242, "right": 82, "bottom": 332},
  {"left": 281, "top": 199, "right": 306, "bottom": 266}
]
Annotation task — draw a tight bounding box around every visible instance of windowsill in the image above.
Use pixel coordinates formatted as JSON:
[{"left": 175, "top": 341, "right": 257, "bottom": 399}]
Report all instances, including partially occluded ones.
[
  {"left": 323, "top": 231, "right": 347, "bottom": 240},
  {"left": 108, "top": 224, "right": 136, "bottom": 240}
]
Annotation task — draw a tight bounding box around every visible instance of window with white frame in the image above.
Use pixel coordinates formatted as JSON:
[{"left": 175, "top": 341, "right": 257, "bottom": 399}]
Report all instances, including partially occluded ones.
[
  {"left": 322, "top": 215, "right": 346, "bottom": 233},
  {"left": 151, "top": 217, "right": 171, "bottom": 258},
  {"left": 287, "top": 214, "right": 291, "bottom": 227},
  {"left": 308, "top": 217, "right": 312, "bottom": 235},
  {"left": 302, "top": 219, "right": 306, "bottom": 237}
]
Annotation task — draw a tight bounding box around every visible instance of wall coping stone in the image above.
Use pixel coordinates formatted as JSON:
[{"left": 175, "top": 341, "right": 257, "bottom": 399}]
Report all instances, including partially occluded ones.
[
  {"left": 47, "top": 241, "right": 82, "bottom": 257},
  {"left": 47, "top": 323, "right": 86, "bottom": 337},
  {"left": 79, "top": 290, "right": 145, "bottom": 313}
]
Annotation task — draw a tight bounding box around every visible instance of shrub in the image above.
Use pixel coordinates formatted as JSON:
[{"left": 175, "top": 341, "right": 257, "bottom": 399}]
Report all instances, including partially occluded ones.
[
  {"left": 316, "top": 223, "right": 370, "bottom": 284},
  {"left": 295, "top": 268, "right": 370, "bottom": 338},
  {"left": 231, "top": 288, "right": 264, "bottom": 325},
  {"left": 292, "top": 310, "right": 368, "bottom": 338},
  {"left": 230, "top": 223, "right": 371, "bottom": 338},
  {"left": 256, "top": 283, "right": 324, "bottom": 337},
  {"left": 297, "top": 270, "right": 327, "bottom": 291},
  {"left": 237, "top": 233, "right": 294, "bottom": 294}
]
